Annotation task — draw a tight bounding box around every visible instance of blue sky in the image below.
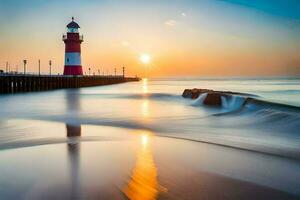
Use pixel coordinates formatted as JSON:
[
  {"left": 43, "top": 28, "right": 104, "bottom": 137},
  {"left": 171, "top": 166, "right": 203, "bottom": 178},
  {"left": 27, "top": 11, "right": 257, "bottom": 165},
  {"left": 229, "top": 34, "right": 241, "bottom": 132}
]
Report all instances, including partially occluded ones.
[{"left": 221, "top": 0, "right": 300, "bottom": 19}]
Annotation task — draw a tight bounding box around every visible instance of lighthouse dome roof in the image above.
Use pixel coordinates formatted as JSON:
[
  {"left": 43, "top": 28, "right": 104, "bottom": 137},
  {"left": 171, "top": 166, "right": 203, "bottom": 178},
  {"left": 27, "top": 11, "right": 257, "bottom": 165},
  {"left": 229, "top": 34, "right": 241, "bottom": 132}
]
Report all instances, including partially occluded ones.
[{"left": 67, "top": 18, "right": 80, "bottom": 29}]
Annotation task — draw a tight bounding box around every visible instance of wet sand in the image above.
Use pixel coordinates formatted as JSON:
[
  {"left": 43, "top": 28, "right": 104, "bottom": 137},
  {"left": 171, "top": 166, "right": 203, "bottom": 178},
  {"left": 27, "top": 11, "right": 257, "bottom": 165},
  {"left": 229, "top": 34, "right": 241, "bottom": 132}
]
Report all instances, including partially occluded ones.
[
  {"left": 157, "top": 159, "right": 298, "bottom": 200},
  {"left": 0, "top": 120, "right": 299, "bottom": 199}
]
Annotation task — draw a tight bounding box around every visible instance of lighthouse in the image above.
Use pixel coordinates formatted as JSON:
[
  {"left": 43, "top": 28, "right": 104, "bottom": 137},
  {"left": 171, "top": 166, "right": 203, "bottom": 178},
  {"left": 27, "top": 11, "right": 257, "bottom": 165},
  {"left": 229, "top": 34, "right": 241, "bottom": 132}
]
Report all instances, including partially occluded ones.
[{"left": 63, "top": 17, "right": 83, "bottom": 75}]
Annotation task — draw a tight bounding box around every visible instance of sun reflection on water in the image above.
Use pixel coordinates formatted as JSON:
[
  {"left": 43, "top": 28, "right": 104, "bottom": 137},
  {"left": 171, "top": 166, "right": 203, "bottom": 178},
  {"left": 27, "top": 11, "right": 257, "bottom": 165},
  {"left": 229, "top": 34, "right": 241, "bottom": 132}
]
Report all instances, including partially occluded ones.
[
  {"left": 141, "top": 100, "right": 149, "bottom": 118},
  {"left": 142, "top": 78, "right": 148, "bottom": 94},
  {"left": 123, "top": 132, "right": 165, "bottom": 200},
  {"left": 141, "top": 78, "right": 150, "bottom": 118},
  {"left": 141, "top": 134, "right": 148, "bottom": 147}
]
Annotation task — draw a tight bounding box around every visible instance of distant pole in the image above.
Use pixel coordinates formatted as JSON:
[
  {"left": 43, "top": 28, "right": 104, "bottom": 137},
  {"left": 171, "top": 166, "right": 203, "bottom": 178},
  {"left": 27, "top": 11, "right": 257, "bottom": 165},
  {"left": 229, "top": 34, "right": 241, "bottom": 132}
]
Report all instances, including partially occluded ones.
[
  {"left": 23, "top": 60, "right": 27, "bottom": 74},
  {"left": 49, "top": 60, "right": 52, "bottom": 75},
  {"left": 8, "top": 63, "right": 10, "bottom": 73},
  {"left": 114, "top": 68, "right": 116, "bottom": 76},
  {"left": 16, "top": 65, "right": 18, "bottom": 73},
  {"left": 6, "top": 62, "right": 8, "bottom": 73},
  {"left": 122, "top": 66, "right": 125, "bottom": 77},
  {"left": 88, "top": 68, "right": 91, "bottom": 76},
  {"left": 98, "top": 69, "right": 100, "bottom": 76},
  {"left": 38, "top": 59, "right": 41, "bottom": 76}
]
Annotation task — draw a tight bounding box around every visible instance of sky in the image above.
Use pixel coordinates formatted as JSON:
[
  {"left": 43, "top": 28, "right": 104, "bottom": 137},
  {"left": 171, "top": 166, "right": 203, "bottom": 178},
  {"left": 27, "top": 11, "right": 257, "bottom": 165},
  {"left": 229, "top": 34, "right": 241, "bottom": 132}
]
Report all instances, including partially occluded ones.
[{"left": 0, "top": 0, "right": 300, "bottom": 77}]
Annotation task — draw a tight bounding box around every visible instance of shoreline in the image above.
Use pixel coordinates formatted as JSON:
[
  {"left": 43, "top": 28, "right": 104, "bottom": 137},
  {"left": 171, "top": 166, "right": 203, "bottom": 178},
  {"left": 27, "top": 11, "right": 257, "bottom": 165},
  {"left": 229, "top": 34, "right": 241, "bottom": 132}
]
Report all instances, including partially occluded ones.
[
  {"left": 0, "top": 120, "right": 299, "bottom": 198},
  {"left": 0, "top": 133, "right": 298, "bottom": 199}
]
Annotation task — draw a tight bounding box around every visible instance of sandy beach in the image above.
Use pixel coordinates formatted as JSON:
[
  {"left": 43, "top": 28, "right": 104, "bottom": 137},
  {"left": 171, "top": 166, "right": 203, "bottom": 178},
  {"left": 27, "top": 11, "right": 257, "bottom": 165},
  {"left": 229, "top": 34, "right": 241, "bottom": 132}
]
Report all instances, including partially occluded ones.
[{"left": 0, "top": 119, "right": 299, "bottom": 199}]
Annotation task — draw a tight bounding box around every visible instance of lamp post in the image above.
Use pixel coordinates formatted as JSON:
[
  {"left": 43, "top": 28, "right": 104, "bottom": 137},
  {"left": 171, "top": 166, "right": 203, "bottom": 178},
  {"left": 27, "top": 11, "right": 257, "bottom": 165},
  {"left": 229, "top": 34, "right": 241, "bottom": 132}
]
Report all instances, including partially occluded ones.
[
  {"left": 38, "top": 59, "right": 41, "bottom": 76},
  {"left": 98, "top": 69, "right": 100, "bottom": 76},
  {"left": 114, "top": 68, "right": 116, "bottom": 76},
  {"left": 49, "top": 60, "right": 52, "bottom": 76},
  {"left": 6, "top": 62, "right": 8, "bottom": 73},
  {"left": 23, "top": 60, "right": 27, "bottom": 75},
  {"left": 88, "top": 68, "right": 91, "bottom": 76},
  {"left": 122, "top": 66, "right": 125, "bottom": 77}
]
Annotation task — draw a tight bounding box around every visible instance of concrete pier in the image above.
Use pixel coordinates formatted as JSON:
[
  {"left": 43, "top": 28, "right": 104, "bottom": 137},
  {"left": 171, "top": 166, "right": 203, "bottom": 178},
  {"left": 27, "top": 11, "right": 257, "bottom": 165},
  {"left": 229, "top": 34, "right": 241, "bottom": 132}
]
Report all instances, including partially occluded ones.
[{"left": 0, "top": 74, "right": 140, "bottom": 94}]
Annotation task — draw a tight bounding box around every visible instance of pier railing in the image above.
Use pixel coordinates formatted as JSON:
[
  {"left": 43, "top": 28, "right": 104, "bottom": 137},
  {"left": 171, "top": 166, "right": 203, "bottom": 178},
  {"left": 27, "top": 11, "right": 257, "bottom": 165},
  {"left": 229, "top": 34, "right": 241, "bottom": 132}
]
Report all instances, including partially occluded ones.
[{"left": 0, "top": 74, "right": 140, "bottom": 94}]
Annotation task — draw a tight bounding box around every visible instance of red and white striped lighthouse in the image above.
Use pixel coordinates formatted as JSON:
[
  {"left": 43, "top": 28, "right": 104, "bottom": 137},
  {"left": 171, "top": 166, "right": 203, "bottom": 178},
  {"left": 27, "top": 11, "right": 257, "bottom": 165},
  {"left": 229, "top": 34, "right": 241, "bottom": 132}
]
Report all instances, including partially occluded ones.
[{"left": 63, "top": 17, "right": 83, "bottom": 75}]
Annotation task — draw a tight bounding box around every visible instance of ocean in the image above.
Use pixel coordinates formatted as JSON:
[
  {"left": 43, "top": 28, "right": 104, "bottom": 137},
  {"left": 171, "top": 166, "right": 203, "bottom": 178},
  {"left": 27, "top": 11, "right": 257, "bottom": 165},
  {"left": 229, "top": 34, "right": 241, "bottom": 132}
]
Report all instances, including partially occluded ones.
[{"left": 0, "top": 77, "right": 299, "bottom": 199}]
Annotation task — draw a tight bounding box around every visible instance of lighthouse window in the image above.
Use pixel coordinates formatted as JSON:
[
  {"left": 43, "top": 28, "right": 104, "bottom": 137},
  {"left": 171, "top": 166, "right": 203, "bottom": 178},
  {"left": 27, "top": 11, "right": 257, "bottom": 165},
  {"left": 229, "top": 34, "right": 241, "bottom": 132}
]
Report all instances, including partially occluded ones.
[{"left": 68, "top": 28, "right": 78, "bottom": 33}]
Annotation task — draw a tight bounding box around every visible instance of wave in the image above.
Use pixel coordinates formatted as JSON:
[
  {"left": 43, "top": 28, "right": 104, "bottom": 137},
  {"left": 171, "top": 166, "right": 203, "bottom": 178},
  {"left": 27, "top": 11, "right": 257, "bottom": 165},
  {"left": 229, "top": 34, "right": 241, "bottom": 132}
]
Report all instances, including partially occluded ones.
[
  {"left": 2, "top": 88, "right": 299, "bottom": 161},
  {"left": 189, "top": 90, "right": 300, "bottom": 114},
  {"left": 83, "top": 93, "right": 179, "bottom": 100},
  {"left": 191, "top": 93, "right": 208, "bottom": 106},
  {"left": 221, "top": 95, "right": 300, "bottom": 116},
  {"left": 0, "top": 136, "right": 120, "bottom": 151},
  {"left": 155, "top": 134, "right": 300, "bottom": 160},
  {"left": 190, "top": 91, "right": 300, "bottom": 132}
]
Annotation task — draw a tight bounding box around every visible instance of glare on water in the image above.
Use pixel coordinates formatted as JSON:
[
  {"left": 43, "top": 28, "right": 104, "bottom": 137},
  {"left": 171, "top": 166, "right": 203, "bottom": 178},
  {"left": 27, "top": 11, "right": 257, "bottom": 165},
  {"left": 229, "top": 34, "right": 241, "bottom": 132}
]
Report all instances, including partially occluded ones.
[{"left": 123, "top": 131, "right": 165, "bottom": 200}]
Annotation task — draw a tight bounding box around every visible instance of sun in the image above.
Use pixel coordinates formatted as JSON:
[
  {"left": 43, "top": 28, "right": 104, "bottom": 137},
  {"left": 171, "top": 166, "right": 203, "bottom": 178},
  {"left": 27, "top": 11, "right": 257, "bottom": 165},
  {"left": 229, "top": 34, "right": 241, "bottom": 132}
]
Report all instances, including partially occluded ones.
[{"left": 140, "top": 54, "right": 151, "bottom": 64}]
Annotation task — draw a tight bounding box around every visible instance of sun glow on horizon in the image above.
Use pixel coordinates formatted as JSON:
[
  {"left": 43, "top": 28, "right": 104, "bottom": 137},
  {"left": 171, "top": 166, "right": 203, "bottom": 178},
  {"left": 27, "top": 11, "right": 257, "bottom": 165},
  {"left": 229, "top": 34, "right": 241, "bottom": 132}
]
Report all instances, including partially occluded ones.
[{"left": 0, "top": 1, "right": 299, "bottom": 77}]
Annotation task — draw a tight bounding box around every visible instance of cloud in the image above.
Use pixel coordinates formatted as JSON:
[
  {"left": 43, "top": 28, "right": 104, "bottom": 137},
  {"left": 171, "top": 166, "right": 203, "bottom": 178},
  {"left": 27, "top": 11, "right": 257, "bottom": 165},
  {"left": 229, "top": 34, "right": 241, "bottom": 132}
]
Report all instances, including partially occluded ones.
[
  {"left": 181, "top": 13, "right": 186, "bottom": 17},
  {"left": 121, "top": 41, "right": 130, "bottom": 47},
  {"left": 164, "top": 20, "right": 177, "bottom": 27}
]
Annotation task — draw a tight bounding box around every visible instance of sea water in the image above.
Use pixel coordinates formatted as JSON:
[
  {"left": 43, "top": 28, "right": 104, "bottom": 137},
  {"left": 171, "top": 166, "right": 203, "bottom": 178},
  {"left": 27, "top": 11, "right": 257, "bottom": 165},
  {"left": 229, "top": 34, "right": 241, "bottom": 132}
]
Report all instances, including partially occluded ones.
[
  {"left": 0, "top": 77, "right": 299, "bottom": 198},
  {"left": 0, "top": 77, "right": 299, "bottom": 156}
]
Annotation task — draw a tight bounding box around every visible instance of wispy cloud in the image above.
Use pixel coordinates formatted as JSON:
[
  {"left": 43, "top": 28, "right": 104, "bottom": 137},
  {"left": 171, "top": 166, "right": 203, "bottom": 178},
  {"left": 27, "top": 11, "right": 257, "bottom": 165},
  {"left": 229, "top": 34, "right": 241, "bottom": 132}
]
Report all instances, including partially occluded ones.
[
  {"left": 121, "top": 41, "right": 130, "bottom": 47},
  {"left": 164, "top": 20, "right": 177, "bottom": 27}
]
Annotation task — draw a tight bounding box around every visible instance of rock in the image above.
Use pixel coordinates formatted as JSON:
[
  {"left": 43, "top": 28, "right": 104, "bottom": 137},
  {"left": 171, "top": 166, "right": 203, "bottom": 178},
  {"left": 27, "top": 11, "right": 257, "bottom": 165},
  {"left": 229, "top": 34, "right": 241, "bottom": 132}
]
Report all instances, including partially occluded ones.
[
  {"left": 182, "top": 89, "right": 193, "bottom": 98},
  {"left": 182, "top": 88, "right": 256, "bottom": 106},
  {"left": 182, "top": 88, "right": 253, "bottom": 99},
  {"left": 203, "top": 92, "right": 222, "bottom": 106},
  {"left": 182, "top": 88, "right": 213, "bottom": 99},
  {"left": 182, "top": 88, "right": 230, "bottom": 106}
]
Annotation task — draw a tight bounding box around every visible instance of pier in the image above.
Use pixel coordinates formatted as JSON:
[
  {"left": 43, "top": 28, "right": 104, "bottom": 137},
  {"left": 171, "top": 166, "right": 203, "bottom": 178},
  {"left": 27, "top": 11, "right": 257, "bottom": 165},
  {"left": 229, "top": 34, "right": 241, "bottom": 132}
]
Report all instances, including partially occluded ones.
[
  {"left": 0, "top": 18, "right": 140, "bottom": 95},
  {"left": 0, "top": 74, "right": 140, "bottom": 94}
]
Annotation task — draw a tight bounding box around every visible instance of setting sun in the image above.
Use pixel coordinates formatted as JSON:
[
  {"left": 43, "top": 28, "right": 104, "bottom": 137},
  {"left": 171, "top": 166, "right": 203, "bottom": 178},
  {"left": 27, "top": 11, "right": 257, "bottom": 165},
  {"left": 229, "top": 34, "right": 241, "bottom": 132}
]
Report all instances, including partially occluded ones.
[{"left": 140, "top": 54, "right": 151, "bottom": 64}]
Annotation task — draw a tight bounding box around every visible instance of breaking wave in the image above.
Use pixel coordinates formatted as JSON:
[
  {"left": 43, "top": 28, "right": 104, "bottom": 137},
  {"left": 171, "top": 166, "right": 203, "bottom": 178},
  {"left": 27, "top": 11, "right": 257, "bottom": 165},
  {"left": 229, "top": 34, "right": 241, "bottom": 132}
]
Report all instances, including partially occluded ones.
[{"left": 190, "top": 91, "right": 300, "bottom": 117}]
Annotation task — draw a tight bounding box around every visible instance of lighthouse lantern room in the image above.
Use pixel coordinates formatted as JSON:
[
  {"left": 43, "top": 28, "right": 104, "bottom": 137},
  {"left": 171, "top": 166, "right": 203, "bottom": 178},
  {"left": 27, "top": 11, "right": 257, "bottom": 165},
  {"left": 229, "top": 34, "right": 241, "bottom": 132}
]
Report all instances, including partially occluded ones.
[{"left": 63, "top": 17, "right": 83, "bottom": 75}]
